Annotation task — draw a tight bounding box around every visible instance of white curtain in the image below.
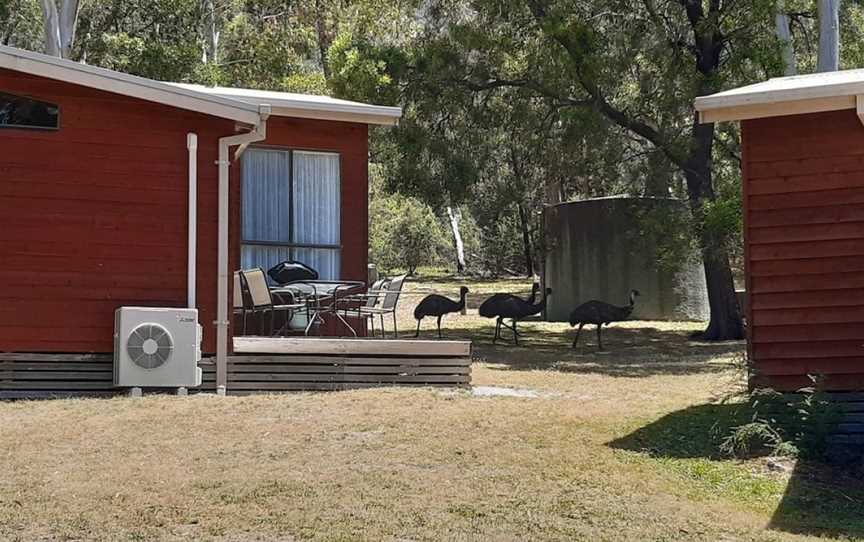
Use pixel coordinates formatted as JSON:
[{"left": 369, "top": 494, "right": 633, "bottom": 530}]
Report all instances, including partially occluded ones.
[
  {"left": 292, "top": 151, "right": 341, "bottom": 279},
  {"left": 242, "top": 149, "right": 291, "bottom": 243}
]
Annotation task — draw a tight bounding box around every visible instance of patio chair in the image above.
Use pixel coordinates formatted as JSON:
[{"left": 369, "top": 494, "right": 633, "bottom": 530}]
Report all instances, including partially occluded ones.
[
  {"left": 357, "top": 274, "right": 406, "bottom": 338},
  {"left": 339, "top": 277, "right": 390, "bottom": 337},
  {"left": 240, "top": 267, "right": 307, "bottom": 336},
  {"left": 233, "top": 271, "right": 248, "bottom": 335}
]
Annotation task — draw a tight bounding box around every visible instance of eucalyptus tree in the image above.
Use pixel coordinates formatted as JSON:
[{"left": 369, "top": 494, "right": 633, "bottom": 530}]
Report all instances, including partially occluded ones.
[
  {"left": 776, "top": 0, "right": 797, "bottom": 75},
  {"left": 817, "top": 0, "right": 841, "bottom": 71},
  {"left": 395, "top": 0, "right": 795, "bottom": 340},
  {"left": 73, "top": 0, "right": 203, "bottom": 79},
  {"left": 40, "top": 0, "right": 78, "bottom": 58},
  {"left": 0, "top": 0, "right": 43, "bottom": 49}
]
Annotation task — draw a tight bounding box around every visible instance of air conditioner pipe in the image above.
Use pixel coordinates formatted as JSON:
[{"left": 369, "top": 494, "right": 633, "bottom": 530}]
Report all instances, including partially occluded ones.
[
  {"left": 187, "top": 133, "right": 198, "bottom": 310},
  {"left": 215, "top": 105, "right": 270, "bottom": 396}
]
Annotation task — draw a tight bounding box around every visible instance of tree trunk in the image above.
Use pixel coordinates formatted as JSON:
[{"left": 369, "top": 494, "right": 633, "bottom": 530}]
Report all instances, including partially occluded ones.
[
  {"left": 544, "top": 177, "right": 565, "bottom": 204},
  {"left": 683, "top": 120, "right": 744, "bottom": 341},
  {"left": 517, "top": 203, "right": 533, "bottom": 278},
  {"left": 817, "top": 0, "right": 840, "bottom": 72},
  {"left": 40, "top": 0, "right": 60, "bottom": 57},
  {"left": 40, "top": 0, "right": 78, "bottom": 59},
  {"left": 644, "top": 150, "right": 671, "bottom": 196},
  {"left": 315, "top": 0, "right": 331, "bottom": 80},
  {"left": 57, "top": 0, "right": 78, "bottom": 59},
  {"left": 202, "top": 0, "right": 219, "bottom": 64},
  {"left": 775, "top": 0, "right": 797, "bottom": 76},
  {"left": 446, "top": 206, "right": 466, "bottom": 273}
]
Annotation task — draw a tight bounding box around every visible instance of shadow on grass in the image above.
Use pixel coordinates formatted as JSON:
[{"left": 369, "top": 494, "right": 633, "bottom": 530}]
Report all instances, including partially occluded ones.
[
  {"left": 609, "top": 404, "right": 864, "bottom": 539},
  {"left": 768, "top": 462, "right": 864, "bottom": 539},
  {"left": 421, "top": 321, "right": 743, "bottom": 378}
]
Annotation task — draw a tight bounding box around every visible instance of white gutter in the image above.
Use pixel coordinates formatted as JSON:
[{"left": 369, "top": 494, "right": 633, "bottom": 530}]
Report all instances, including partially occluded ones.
[
  {"left": 187, "top": 133, "right": 198, "bottom": 309},
  {"left": 214, "top": 106, "right": 271, "bottom": 396}
]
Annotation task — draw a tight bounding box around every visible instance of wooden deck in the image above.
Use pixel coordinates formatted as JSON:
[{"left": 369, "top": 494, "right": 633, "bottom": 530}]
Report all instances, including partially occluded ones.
[
  {"left": 210, "top": 337, "right": 473, "bottom": 393},
  {"left": 0, "top": 338, "right": 473, "bottom": 398}
]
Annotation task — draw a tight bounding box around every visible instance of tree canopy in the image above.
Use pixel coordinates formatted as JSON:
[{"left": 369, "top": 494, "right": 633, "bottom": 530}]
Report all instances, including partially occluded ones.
[{"left": 4, "top": 0, "right": 864, "bottom": 338}]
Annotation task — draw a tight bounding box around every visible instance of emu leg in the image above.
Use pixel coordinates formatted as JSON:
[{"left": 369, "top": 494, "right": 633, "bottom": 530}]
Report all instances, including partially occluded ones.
[
  {"left": 512, "top": 320, "right": 519, "bottom": 346},
  {"left": 414, "top": 318, "right": 421, "bottom": 338},
  {"left": 437, "top": 315, "right": 443, "bottom": 339},
  {"left": 495, "top": 317, "right": 508, "bottom": 344},
  {"left": 572, "top": 323, "right": 584, "bottom": 348},
  {"left": 596, "top": 324, "right": 603, "bottom": 350},
  {"left": 493, "top": 317, "right": 499, "bottom": 343}
]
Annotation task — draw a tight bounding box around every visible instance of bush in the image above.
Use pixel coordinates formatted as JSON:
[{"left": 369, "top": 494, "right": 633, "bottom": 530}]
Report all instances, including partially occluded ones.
[
  {"left": 721, "top": 385, "right": 841, "bottom": 461},
  {"left": 370, "top": 193, "right": 449, "bottom": 275}
]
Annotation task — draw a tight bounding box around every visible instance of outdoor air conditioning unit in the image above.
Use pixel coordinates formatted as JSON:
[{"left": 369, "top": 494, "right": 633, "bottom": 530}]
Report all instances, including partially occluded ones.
[{"left": 114, "top": 307, "right": 202, "bottom": 389}]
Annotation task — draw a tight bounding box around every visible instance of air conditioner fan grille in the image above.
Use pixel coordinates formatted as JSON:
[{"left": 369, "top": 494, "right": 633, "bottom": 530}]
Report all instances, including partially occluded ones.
[{"left": 126, "top": 323, "right": 174, "bottom": 369}]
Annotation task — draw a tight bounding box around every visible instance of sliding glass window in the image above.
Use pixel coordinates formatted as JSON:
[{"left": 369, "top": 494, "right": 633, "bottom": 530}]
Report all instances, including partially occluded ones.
[{"left": 241, "top": 148, "right": 341, "bottom": 280}]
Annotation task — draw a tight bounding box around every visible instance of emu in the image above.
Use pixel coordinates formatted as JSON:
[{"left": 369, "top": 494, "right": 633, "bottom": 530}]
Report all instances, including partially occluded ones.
[
  {"left": 479, "top": 287, "right": 551, "bottom": 345},
  {"left": 478, "top": 283, "right": 539, "bottom": 319},
  {"left": 413, "top": 286, "right": 469, "bottom": 338},
  {"left": 569, "top": 289, "right": 640, "bottom": 350}
]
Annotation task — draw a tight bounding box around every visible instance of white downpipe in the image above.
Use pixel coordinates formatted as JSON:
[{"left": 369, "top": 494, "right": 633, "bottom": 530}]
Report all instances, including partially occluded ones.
[
  {"left": 187, "top": 133, "right": 198, "bottom": 309},
  {"left": 215, "top": 106, "right": 270, "bottom": 396}
]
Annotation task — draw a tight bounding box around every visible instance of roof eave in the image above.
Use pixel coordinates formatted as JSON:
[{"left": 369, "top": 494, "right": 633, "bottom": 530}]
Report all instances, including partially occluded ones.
[
  {"left": 697, "top": 94, "right": 857, "bottom": 123},
  {"left": 0, "top": 45, "right": 262, "bottom": 125},
  {"left": 269, "top": 105, "right": 401, "bottom": 126},
  {"left": 694, "top": 78, "right": 864, "bottom": 124}
]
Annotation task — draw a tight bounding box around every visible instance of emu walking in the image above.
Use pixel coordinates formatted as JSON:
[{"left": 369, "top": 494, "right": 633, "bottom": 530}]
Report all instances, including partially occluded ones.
[
  {"left": 413, "top": 286, "right": 469, "bottom": 338},
  {"left": 479, "top": 287, "right": 551, "bottom": 345},
  {"left": 569, "top": 289, "right": 640, "bottom": 350},
  {"left": 478, "top": 283, "right": 539, "bottom": 320}
]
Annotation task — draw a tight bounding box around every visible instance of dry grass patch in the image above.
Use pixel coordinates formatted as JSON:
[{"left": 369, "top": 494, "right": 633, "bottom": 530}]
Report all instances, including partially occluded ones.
[
  {"left": 2, "top": 390, "right": 796, "bottom": 542},
  {"left": 1, "top": 273, "right": 860, "bottom": 541}
]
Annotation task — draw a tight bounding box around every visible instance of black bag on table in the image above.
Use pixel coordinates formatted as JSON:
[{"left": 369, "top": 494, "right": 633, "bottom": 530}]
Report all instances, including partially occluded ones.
[{"left": 267, "top": 261, "right": 319, "bottom": 285}]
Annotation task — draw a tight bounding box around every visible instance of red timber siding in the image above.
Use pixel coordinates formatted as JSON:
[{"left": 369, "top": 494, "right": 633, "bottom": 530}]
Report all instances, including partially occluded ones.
[
  {"left": 743, "top": 109, "right": 864, "bottom": 391},
  {"left": 0, "top": 69, "right": 370, "bottom": 354}
]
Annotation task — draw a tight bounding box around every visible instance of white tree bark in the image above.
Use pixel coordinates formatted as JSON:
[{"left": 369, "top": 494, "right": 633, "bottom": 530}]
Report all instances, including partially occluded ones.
[
  {"left": 58, "top": 0, "right": 78, "bottom": 58},
  {"left": 817, "top": 0, "right": 840, "bottom": 72},
  {"left": 775, "top": 0, "right": 797, "bottom": 76},
  {"left": 40, "top": 0, "right": 78, "bottom": 59},
  {"left": 40, "top": 0, "right": 61, "bottom": 57},
  {"left": 202, "top": 0, "right": 220, "bottom": 64},
  {"left": 446, "top": 206, "right": 466, "bottom": 274}
]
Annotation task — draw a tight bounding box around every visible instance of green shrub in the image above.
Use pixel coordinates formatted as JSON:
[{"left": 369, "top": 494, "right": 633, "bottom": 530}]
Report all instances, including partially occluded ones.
[
  {"left": 722, "top": 384, "right": 841, "bottom": 461},
  {"left": 370, "top": 193, "right": 449, "bottom": 275}
]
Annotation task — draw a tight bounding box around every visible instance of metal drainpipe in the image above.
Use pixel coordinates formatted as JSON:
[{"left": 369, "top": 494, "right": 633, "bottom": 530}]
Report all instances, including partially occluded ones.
[
  {"left": 187, "top": 133, "right": 198, "bottom": 309},
  {"left": 215, "top": 105, "right": 270, "bottom": 396}
]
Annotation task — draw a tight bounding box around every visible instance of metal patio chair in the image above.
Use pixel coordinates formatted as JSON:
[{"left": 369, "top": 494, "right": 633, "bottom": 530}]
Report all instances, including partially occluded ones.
[
  {"left": 233, "top": 271, "right": 249, "bottom": 335},
  {"left": 339, "top": 277, "right": 390, "bottom": 337},
  {"left": 240, "top": 267, "right": 307, "bottom": 336},
  {"left": 355, "top": 274, "right": 406, "bottom": 338}
]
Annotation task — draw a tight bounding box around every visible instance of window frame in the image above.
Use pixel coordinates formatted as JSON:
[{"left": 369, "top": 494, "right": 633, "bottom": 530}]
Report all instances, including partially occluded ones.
[
  {"left": 240, "top": 146, "right": 343, "bottom": 272},
  {"left": 0, "top": 91, "right": 61, "bottom": 131}
]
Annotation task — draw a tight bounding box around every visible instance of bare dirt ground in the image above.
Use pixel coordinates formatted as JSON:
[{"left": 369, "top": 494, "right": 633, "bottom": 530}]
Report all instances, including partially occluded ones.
[{"left": 1, "top": 275, "right": 861, "bottom": 541}]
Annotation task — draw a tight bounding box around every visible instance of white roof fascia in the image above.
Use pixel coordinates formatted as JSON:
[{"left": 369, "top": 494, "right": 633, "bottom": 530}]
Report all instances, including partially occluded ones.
[
  {"left": 0, "top": 45, "right": 263, "bottom": 125},
  {"left": 695, "top": 69, "right": 864, "bottom": 123},
  {"left": 171, "top": 83, "right": 403, "bottom": 126}
]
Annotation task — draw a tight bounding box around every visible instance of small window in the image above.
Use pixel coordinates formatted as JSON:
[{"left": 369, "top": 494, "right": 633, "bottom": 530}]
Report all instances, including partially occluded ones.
[{"left": 0, "top": 91, "right": 59, "bottom": 130}]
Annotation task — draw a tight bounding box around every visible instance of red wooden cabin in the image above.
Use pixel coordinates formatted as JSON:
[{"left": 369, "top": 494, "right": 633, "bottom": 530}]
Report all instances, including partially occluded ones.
[
  {"left": 0, "top": 45, "right": 401, "bottom": 389},
  {"left": 697, "top": 71, "right": 864, "bottom": 392}
]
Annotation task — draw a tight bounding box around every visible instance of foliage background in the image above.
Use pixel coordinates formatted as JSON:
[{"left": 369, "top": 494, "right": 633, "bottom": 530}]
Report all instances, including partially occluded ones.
[{"left": 4, "top": 0, "right": 864, "bottom": 278}]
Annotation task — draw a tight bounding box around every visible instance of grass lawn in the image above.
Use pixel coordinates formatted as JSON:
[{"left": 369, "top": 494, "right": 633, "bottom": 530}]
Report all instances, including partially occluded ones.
[{"left": 1, "top": 272, "right": 862, "bottom": 541}]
